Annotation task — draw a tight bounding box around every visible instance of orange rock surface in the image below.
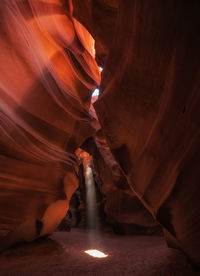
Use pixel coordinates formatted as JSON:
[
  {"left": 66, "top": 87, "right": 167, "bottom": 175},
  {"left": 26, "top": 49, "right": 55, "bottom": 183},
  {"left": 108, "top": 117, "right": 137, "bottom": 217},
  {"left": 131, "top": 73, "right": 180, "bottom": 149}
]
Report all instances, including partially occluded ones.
[
  {"left": 1, "top": 0, "right": 200, "bottom": 266},
  {"left": 0, "top": 0, "right": 100, "bottom": 250}
]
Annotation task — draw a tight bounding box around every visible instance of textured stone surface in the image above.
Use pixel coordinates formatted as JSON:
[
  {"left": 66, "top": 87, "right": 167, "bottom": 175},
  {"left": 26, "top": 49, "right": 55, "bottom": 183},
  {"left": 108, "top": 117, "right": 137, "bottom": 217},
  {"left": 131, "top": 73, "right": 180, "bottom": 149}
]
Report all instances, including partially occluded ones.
[
  {"left": 72, "top": 0, "right": 200, "bottom": 265},
  {"left": 0, "top": 0, "right": 100, "bottom": 250},
  {"left": 0, "top": 0, "right": 200, "bottom": 269},
  {"left": 83, "top": 137, "right": 159, "bottom": 234},
  {"left": 72, "top": 0, "right": 118, "bottom": 66},
  {"left": 92, "top": 0, "right": 200, "bottom": 264}
]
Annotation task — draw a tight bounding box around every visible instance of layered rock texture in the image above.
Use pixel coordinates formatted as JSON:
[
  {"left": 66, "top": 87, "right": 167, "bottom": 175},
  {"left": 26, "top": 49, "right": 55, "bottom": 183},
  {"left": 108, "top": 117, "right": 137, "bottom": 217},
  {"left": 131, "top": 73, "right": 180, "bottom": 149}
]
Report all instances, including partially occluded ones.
[
  {"left": 0, "top": 0, "right": 100, "bottom": 250},
  {"left": 73, "top": 0, "right": 200, "bottom": 265},
  {"left": 1, "top": 0, "right": 200, "bottom": 267}
]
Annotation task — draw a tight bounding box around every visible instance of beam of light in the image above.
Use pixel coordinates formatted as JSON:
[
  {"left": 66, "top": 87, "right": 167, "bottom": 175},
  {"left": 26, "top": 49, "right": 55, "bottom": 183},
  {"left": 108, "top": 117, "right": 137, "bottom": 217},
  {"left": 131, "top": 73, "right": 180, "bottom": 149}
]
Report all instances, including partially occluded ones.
[
  {"left": 99, "top": 67, "right": 103, "bottom": 72},
  {"left": 85, "top": 165, "right": 97, "bottom": 229},
  {"left": 84, "top": 249, "right": 108, "bottom": 258}
]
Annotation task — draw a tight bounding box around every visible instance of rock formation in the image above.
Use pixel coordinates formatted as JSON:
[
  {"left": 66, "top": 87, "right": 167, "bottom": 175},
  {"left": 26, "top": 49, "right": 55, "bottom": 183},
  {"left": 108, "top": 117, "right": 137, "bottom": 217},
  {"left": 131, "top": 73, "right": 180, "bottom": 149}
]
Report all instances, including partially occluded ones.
[
  {"left": 0, "top": 0, "right": 100, "bottom": 250},
  {"left": 0, "top": 0, "right": 200, "bottom": 267},
  {"left": 73, "top": 0, "right": 200, "bottom": 265}
]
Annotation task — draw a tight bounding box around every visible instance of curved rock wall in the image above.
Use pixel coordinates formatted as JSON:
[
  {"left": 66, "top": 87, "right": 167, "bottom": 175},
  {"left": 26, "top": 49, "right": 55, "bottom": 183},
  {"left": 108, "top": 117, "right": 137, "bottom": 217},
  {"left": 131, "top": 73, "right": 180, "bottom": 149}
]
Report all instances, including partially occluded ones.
[
  {"left": 1, "top": 0, "right": 200, "bottom": 266},
  {"left": 0, "top": 0, "right": 100, "bottom": 250},
  {"left": 90, "top": 137, "right": 159, "bottom": 234},
  {"left": 93, "top": 0, "right": 200, "bottom": 264},
  {"left": 72, "top": 0, "right": 200, "bottom": 265}
]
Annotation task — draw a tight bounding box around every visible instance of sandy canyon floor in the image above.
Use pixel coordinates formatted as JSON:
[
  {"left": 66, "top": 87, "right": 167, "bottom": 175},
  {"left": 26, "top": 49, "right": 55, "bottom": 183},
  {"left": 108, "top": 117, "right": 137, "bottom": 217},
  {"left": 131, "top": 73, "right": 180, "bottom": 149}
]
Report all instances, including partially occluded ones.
[{"left": 0, "top": 229, "right": 199, "bottom": 276}]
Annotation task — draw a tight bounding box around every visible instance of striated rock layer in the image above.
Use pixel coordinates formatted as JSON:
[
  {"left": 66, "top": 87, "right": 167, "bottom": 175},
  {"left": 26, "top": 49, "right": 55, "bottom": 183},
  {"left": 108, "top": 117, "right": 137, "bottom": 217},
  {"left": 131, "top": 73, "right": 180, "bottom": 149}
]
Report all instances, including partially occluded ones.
[
  {"left": 0, "top": 0, "right": 200, "bottom": 267},
  {"left": 72, "top": 0, "right": 200, "bottom": 265},
  {"left": 92, "top": 0, "right": 200, "bottom": 265},
  {"left": 82, "top": 136, "right": 159, "bottom": 235},
  {"left": 0, "top": 0, "right": 100, "bottom": 250}
]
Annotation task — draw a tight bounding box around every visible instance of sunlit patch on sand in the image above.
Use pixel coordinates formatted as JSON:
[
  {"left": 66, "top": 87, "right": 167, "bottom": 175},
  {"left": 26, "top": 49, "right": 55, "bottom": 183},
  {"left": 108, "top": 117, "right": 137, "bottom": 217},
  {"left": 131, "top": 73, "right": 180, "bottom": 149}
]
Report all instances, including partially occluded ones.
[{"left": 84, "top": 249, "right": 108, "bottom": 258}]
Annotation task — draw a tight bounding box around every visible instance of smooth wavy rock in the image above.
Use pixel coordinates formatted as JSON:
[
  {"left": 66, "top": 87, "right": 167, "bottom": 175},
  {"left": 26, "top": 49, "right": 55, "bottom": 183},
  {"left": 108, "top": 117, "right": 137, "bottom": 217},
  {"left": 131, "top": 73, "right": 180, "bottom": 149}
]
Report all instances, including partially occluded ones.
[{"left": 0, "top": 0, "right": 100, "bottom": 250}]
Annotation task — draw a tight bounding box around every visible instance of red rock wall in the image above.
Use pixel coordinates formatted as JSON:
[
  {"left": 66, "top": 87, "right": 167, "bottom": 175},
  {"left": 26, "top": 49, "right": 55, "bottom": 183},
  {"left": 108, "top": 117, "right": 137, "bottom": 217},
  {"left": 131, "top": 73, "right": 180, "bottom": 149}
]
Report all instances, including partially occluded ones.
[
  {"left": 0, "top": 0, "right": 100, "bottom": 250},
  {"left": 1, "top": 0, "right": 200, "bottom": 266},
  {"left": 72, "top": 0, "right": 118, "bottom": 66},
  {"left": 93, "top": 0, "right": 200, "bottom": 264},
  {"left": 88, "top": 137, "right": 159, "bottom": 234}
]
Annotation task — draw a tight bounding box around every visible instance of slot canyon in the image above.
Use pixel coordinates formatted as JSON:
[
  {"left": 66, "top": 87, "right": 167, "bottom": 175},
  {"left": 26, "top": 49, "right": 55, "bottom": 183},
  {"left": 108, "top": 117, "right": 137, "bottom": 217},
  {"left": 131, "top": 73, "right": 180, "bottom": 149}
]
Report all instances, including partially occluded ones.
[{"left": 0, "top": 0, "right": 200, "bottom": 275}]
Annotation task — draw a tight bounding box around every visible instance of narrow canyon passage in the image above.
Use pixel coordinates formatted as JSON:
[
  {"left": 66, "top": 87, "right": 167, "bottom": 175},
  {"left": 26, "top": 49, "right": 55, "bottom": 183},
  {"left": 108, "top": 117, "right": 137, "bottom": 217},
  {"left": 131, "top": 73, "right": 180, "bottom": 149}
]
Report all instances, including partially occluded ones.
[{"left": 0, "top": 0, "right": 200, "bottom": 275}]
